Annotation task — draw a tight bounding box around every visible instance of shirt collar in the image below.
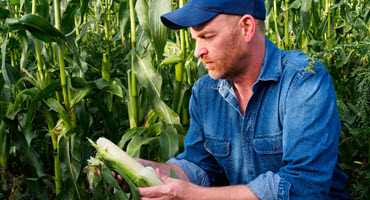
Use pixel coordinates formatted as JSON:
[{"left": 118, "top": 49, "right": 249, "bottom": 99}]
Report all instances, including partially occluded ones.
[
  {"left": 257, "top": 37, "right": 282, "bottom": 82},
  {"left": 212, "top": 37, "right": 282, "bottom": 93}
]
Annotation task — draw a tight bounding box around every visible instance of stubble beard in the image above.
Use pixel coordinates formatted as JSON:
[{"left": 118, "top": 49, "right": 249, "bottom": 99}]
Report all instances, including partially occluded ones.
[{"left": 206, "top": 42, "right": 246, "bottom": 80}]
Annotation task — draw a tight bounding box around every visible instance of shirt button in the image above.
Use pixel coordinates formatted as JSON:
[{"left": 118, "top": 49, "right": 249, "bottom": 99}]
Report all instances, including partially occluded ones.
[
  {"left": 248, "top": 169, "right": 253, "bottom": 174},
  {"left": 246, "top": 138, "right": 250, "bottom": 143}
]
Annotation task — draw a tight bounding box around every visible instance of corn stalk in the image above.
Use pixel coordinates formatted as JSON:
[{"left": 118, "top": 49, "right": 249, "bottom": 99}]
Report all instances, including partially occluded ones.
[
  {"left": 101, "top": 0, "right": 111, "bottom": 81},
  {"left": 273, "top": 0, "right": 281, "bottom": 48},
  {"left": 325, "top": 0, "right": 331, "bottom": 39},
  {"left": 0, "top": 121, "right": 8, "bottom": 183},
  {"left": 172, "top": 0, "right": 185, "bottom": 114},
  {"left": 32, "top": 0, "right": 45, "bottom": 87},
  {"left": 53, "top": 0, "right": 73, "bottom": 194},
  {"left": 284, "top": 0, "right": 289, "bottom": 49},
  {"left": 128, "top": 0, "right": 139, "bottom": 128}
]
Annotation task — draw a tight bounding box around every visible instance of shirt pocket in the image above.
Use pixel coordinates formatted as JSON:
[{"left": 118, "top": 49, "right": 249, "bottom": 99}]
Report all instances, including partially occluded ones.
[
  {"left": 253, "top": 132, "right": 284, "bottom": 172},
  {"left": 204, "top": 137, "right": 231, "bottom": 157}
]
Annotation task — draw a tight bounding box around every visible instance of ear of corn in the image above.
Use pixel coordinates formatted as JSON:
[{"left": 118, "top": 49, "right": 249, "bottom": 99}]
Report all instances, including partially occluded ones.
[{"left": 87, "top": 137, "right": 163, "bottom": 187}]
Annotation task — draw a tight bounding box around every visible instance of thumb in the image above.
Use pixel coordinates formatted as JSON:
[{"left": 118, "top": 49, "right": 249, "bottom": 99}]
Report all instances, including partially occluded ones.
[{"left": 155, "top": 168, "right": 171, "bottom": 184}]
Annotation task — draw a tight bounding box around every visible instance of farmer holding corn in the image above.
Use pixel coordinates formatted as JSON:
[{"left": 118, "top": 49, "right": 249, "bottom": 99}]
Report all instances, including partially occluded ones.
[{"left": 114, "top": 0, "right": 352, "bottom": 199}]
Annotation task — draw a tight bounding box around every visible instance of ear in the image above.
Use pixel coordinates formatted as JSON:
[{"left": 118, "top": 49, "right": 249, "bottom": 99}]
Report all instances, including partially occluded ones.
[{"left": 239, "top": 15, "right": 256, "bottom": 43}]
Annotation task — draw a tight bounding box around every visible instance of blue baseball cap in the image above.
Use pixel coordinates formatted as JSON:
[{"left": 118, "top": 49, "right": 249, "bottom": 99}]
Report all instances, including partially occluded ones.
[{"left": 161, "top": 0, "right": 266, "bottom": 30}]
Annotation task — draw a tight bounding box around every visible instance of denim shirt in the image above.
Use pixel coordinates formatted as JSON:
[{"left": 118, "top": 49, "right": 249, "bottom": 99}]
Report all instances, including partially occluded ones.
[{"left": 167, "top": 38, "right": 349, "bottom": 199}]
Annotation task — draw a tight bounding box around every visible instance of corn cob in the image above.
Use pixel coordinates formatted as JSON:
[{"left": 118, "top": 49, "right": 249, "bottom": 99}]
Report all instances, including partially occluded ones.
[{"left": 87, "top": 137, "right": 163, "bottom": 187}]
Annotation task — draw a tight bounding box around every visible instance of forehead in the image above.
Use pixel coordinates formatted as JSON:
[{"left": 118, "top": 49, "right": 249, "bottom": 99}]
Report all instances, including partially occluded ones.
[{"left": 190, "top": 14, "right": 239, "bottom": 37}]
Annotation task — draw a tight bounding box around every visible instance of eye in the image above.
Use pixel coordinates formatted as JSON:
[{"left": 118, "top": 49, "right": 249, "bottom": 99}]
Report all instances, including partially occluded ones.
[{"left": 202, "top": 34, "right": 214, "bottom": 39}]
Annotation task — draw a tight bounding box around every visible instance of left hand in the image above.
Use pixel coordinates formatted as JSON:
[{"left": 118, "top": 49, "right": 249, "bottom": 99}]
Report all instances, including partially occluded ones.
[{"left": 137, "top": 168, "right": 198, "bottom": 200}]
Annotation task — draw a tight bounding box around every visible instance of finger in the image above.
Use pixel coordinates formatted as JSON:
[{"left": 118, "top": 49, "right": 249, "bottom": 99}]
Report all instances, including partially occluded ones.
[
  {"left": 137, "top": 186, "right": 164, "bottom": 198},
  {"left": 111, "top": 171, "right": 116, "bottom": 177},
  {"left": 155, "top": 168, "right": 170, "bottom": 184},
  {"left": 116, "top": 174, "right": 123, "bottom": 185},
  {"left": 140, "top": 197, "right": 163, "bottom": 200}
]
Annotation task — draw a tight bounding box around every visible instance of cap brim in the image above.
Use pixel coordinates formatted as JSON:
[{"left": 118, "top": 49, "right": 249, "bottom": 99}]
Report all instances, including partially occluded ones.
[{"left": 161, "top": 5, "right": 219, "bottom": 30}]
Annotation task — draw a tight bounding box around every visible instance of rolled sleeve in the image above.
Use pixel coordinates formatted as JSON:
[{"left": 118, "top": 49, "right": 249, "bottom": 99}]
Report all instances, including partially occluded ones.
[
  {"left": 247, "top": 171, "right": 291, "bottom": 200},
  {"left": 167, "top": 158, "right": 211, "bottom": 186}
]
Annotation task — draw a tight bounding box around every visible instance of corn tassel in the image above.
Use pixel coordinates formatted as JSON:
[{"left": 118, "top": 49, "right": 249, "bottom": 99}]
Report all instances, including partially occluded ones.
[{"left": 87, "top": 137, "right": 163, "bottom": 187}]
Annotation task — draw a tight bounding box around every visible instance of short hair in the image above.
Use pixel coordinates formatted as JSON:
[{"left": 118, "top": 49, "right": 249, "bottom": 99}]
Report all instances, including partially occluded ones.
[
  {"left": 224, "top": 14, "right": 265, "bottom": 34},
  {"left": 255, "top": 19, "right": 265, "bottom": 34}
]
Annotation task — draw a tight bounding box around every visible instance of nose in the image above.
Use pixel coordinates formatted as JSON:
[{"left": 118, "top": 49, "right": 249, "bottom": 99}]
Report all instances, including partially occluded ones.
[{"left": 194, "top": 40, "right": 208, "bottom": 58}]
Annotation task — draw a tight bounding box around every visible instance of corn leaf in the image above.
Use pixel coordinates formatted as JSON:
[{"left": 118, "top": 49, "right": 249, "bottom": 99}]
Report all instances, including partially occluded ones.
[
  {"left": 6, "top": 14, "right": 83, "bottom": 70},
  {"left": 75, "top": 100, "right": 92, "bottom": 139},
  {"left": 149, "top": 0, "right": 170, "bottom": 62},
  {"left": 24, "top": 80, "right": 61, "bottom": 145},
  {"left": 78, "top": 0, "right": 90, "bottom": 25},
  {"left": 147, "top": 122, "right": 162, "bottom": 137},
  {"left": 100, "top": 167, "right": 129, "bottom": 200},
  {"left": 61, "top": 1, "right": 79, "bottom": 34},
  {"left": 135, "top": 0, "right": 151, "bottom": 39},
  {"left": 134, "top": 55, "right": 180, "bottom": 126},
  {"left": 39, "top": 0, "right": 49, "bottom": 19},
  {"left": 75, "top": 13, "right": 103, "bottom": 43},
  {"left": 45, "top": 99, "right": 71, "bottom": 130},
  {"left": 288, "top": 0, "right": 301, "bottom": 9},
  {"left": 116, "top": 0, "right": 129, "bottom": 42},
  {"left": 0, "top": 122, "right": 8, "bottom": 172},
  {"left": 1, "top": 33, "right": 21, "bottom": 88},
  {"left": 59, "top": 136, "right": 87, "bottom": 200},
  {"left": 118, "top": 127, "right": 146, "bottom": 149},
  {"left": 88, "top": 78, "right": 124, "bottom": 98},
  {"left": 126, "top": 135, "right": 159, "bottom": 158},
  {"left": 89, "top": 92, "right": 119, "bottom": 143},
  {"left": 160, "top": 126, "right": 178, "bottom": 162},
  {"left": 6, "top": 14, "right": 67, "bottom": 43},
  {"left": 300, "top": 0, "right": 312, "bottom": 33},
  {"left": 4, "top": 117, "right": 55, "bottom": 191},
  {"left": 70, "top": 86, "right": 93, "bottom": 108},
  {"left": 169, "top": 166, "right": 179, "bottom": 179},
  {"left": 102, "top": 163, "right": 141, "bottom": 200}
]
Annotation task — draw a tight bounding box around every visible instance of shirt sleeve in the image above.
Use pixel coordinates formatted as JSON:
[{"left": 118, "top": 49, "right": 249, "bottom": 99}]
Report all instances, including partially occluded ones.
[
  {"left": 249, "top": 65, "right": 341, "bottom": 199},
  {"left": 247, "top": 171, "right": 291, "bottom": 200},
  {"left": 166, "top": 157, "right": 212, "bottom": 186}
]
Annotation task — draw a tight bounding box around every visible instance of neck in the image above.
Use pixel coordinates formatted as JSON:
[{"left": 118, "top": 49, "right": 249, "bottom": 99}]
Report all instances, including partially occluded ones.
[
  {"left": 232, "top": 35, "right": 265, "bottom": 115},
  {"left": 233, "top": 35, "right": 265, "bottom": 93}
]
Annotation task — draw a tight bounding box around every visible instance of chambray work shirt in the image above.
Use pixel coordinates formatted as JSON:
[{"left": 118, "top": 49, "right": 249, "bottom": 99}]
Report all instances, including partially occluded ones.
[{"left": 167, "top": 38, "right": 349, "bottom": 199}]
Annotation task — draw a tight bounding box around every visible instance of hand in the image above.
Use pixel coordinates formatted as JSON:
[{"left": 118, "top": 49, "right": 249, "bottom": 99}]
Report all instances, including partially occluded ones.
[
  {"left": 138, "top": 168, "right": 198, "bottom": 200},
  {"left": 137, "top": 169, "right": 259, "bottom": 200}
]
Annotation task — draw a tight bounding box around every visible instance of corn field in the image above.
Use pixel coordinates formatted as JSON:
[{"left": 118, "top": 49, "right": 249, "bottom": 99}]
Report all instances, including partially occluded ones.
[{"left": 0, "top": 0, "right": 369, "bottom": 198}]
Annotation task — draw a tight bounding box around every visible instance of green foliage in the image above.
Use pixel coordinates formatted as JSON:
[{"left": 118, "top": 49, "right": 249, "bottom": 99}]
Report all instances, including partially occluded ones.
[{"left": 0, "top": 0, "right": 368, "bottom": 199}]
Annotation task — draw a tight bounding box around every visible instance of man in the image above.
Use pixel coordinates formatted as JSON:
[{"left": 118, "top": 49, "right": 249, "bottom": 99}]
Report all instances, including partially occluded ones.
[{"left": 116, "top": 0, "right": 351, "bottom": 199}]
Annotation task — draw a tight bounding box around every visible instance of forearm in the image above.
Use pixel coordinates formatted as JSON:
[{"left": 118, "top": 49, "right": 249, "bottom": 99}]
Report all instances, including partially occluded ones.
[
  {"left": 138, "top": 159, "right": 259, "bottom": 199},
  {"left": 196, "top": 185, "right": 259, "bottom": 200},
  {"left": 138, "top": 169, "right": 259, "bottom": 200},
  {"left": 136, "top": 158, "right": 190, "bottom": 182}
]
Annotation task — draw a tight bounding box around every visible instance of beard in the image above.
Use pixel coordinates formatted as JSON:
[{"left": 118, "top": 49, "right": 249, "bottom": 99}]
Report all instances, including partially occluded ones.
[
  {"left": 203, "top": 59, "right": 231, "bottom": 80},
  {"left": 202, "top": 42, "right": 247, "bottom": 80}
]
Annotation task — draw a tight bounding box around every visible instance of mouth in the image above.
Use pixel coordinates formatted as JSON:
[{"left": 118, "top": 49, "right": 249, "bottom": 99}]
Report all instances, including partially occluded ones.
[{"left": 202, "top": 60, "right": 214, "bottom": 69}]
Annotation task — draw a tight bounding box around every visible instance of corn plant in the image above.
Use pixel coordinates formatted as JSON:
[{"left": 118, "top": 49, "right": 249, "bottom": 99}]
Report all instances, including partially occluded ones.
[{"left": 0, "top": 0, "right": 369, "bottom": 199}]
